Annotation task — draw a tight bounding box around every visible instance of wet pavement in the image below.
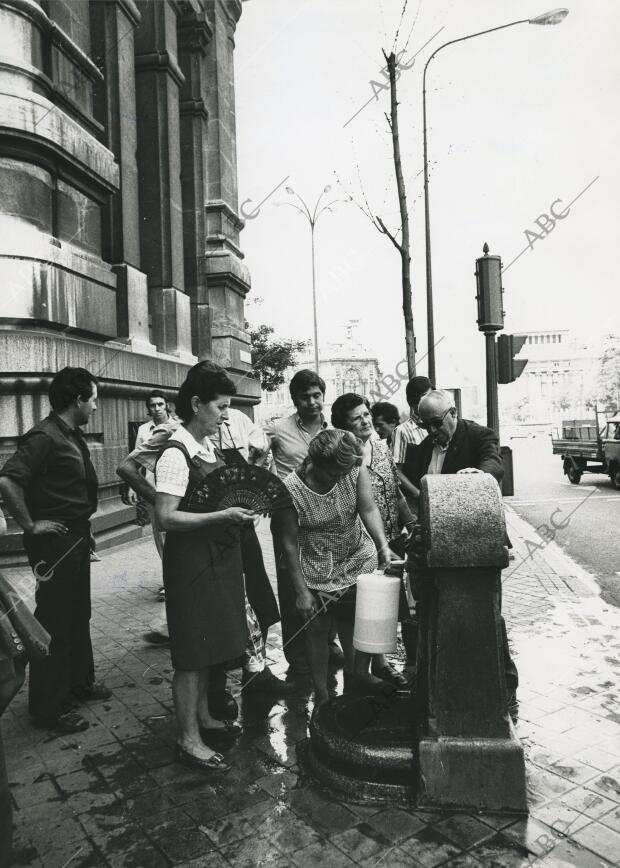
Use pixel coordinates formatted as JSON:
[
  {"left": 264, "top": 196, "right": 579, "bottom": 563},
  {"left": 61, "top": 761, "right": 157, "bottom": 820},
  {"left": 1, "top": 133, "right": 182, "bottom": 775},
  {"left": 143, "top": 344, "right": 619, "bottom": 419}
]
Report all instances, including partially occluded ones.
[{"left": 2, "top": 511, "right": 620, "bottom": 868}]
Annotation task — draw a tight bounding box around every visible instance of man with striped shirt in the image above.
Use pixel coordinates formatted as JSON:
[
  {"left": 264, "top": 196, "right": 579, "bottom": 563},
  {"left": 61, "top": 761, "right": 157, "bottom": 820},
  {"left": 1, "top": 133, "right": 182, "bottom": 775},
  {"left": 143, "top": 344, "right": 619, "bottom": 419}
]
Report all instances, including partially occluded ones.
[{"left": 391, "top": 376, "right": 433, "bottom": 509}]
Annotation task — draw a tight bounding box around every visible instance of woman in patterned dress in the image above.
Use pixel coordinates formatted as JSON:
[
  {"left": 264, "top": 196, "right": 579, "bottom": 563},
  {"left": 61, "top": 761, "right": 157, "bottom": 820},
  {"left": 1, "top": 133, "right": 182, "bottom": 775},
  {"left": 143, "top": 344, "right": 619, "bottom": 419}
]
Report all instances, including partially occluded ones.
[
  {"left": 272, "top": 430, "right": 394, "bottom": 706},
  {"left": 155, "top": 364, "right": 256, "bottom": 771},
  {"left": 332, "top": 394, "right": 418, "bottom": 684}
]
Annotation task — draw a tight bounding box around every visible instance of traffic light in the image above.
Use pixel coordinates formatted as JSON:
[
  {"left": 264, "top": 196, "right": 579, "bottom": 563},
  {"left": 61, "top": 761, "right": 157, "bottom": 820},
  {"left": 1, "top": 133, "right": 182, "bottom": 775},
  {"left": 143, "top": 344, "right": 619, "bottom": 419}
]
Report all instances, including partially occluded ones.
[
  {"left": 475, "top": 244, "right": 504, "bottom": 333},
  {"left": 497, "top": 334, "right": 528, "bottom": 383}
]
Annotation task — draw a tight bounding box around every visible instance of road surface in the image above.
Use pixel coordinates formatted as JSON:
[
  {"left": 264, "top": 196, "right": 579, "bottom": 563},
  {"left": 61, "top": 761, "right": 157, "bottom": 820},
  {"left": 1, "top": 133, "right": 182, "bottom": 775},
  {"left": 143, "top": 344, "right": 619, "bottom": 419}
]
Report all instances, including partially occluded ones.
[{"left": 506, "top": 434, "right": 620, "bottom": 607}]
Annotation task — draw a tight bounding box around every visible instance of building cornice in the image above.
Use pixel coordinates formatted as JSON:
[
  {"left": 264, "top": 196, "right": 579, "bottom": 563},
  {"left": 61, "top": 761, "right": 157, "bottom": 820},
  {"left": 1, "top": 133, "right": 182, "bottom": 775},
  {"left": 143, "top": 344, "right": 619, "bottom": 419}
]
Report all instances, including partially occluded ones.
[
  {"left": 177, "top": 9, "right": 213, "bottom": 53},
  {"left": 3, "top": 0, "right": 104, "bottom": 81},
  {"left": 179, "top": 98, "right": 208, "bottom": 119},
  {"left": 115, "top": 0, "right": 142, "bottom": 28},
  {"left": 134, "top": 51, "right": 186, "bottom": 88},
  {"left": 205, "top": 199, "right": 244, "bottom": 232}
]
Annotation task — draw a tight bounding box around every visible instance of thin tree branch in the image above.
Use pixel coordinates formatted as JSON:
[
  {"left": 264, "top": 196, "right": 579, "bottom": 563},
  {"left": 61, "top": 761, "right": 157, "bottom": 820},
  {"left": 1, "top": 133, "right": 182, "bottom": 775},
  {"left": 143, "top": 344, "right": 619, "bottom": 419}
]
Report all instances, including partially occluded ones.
[{"left": 376, "top": 216, "right": 403, "bottom": 252}]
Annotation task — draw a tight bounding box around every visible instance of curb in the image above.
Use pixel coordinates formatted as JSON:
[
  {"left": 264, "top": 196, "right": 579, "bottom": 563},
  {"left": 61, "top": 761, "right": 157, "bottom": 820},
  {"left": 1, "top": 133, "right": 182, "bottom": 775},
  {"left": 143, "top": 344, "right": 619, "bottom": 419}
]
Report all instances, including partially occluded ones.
[{"left": 503, "top": 503, "right": 601, "bottom": 597}]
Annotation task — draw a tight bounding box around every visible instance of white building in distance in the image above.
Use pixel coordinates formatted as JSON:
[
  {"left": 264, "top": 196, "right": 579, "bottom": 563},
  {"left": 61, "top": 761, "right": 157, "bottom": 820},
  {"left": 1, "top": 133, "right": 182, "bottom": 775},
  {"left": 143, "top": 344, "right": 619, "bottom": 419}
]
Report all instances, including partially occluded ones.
[
  {"left": 256, "top": 321, "right": 382, "bottom": 423},
  {"left": 501, "top": 329, "right": 601, "bottom": 422}
]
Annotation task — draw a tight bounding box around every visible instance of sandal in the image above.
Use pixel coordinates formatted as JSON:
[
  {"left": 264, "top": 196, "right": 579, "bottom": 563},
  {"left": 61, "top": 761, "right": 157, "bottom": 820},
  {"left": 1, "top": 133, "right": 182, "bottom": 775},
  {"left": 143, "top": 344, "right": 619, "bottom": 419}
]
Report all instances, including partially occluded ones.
[
  {"left": 174, "top": 745, "right": 231, "bottom": 772},
  {"left": 370, "top": 663, "right": 411, "bottom": 690}
]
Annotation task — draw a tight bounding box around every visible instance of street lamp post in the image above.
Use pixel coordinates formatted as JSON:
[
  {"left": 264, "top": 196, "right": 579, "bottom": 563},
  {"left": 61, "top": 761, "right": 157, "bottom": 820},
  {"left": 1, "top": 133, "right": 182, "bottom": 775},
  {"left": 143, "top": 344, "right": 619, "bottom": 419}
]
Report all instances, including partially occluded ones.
[
  {"left": 280, "top": 185, "right": 347, "bottom": 375},
  {"left": 422, "top": 8, "right": 569, "bottom": 385}
]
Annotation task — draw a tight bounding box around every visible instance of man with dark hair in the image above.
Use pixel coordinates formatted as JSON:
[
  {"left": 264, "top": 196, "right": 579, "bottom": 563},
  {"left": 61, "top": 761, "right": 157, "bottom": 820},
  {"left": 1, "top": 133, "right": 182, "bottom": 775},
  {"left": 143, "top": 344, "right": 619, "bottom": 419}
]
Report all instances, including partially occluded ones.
[
  {"left": 264, "top": 369, "right": 345, "bottom": 674},
  {"left": 370, "top": 402, "right": 400, "bottom": 446},
  {"left": 138, "top": 391, "right": 170, "bottom": 440},
  {"left": 0, "top": 367, "right": 110, "bottom": 734},
  {"left": 265, "top": 369, "right": 328, "bottom": 480},
  {"left": 132, "top": 390, "right": 172, "bottom": 569}
]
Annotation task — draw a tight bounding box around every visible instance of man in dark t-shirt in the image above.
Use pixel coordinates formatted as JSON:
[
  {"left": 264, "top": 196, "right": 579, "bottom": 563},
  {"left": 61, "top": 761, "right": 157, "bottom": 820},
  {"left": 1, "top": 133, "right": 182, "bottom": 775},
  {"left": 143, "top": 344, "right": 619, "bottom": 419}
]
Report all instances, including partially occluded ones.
[{"left": 0, "top": 367, "right": 110, "bottom": 734}]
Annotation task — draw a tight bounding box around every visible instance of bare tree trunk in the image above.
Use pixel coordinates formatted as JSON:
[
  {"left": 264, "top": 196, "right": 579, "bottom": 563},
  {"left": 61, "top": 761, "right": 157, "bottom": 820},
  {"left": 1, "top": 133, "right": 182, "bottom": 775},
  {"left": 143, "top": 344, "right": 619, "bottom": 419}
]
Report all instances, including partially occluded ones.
[{"left": 385, "top": 51, "right": 416, "bottom": 378}]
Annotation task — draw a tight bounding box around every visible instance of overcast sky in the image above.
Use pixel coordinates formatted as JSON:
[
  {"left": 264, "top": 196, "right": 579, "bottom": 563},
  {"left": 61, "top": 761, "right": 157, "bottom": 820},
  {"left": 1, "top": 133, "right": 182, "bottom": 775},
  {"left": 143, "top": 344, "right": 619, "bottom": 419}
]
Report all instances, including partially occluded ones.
[{"left": 235, "top": 0, "right": 619, "bottom": 398}]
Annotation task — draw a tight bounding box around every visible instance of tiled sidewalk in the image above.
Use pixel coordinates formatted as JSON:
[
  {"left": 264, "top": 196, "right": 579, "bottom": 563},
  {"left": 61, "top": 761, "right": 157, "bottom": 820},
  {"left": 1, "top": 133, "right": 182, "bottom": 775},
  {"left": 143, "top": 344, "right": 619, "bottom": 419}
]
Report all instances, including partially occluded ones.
[{"left": 1, "top": 513, "right": 619, "bottom": 868}]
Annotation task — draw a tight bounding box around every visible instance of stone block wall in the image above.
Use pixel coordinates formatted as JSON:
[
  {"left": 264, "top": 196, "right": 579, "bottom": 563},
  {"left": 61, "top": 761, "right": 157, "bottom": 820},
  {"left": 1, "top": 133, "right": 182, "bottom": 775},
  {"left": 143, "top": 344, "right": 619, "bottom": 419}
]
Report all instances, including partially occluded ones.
[{"left": 0, "top": 0, "right": 259, "bottom": 559}]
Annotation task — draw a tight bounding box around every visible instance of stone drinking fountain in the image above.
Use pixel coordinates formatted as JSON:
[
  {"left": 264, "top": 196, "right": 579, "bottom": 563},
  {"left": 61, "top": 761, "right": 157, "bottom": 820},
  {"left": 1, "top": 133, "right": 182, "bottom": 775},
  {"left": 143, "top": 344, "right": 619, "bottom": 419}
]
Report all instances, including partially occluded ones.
[{"left": 306, "top": 473, "right": 528, "bottom": 814}]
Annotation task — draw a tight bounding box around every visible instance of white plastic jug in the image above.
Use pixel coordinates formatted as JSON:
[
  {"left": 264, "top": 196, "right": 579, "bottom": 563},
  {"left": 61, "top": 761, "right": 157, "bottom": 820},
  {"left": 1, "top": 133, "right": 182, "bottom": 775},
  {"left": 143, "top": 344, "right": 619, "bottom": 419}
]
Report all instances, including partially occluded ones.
[{"left": 353, "top": 570, "right": 401, "bottom": 654}]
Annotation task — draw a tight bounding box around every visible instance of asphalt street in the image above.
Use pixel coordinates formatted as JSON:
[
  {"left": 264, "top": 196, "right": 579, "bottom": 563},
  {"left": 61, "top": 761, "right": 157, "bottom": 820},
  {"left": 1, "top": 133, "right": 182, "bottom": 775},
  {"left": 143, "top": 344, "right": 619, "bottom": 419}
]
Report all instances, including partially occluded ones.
[{"left": 506, "top": 434, "right": 620, "bottom": 608}]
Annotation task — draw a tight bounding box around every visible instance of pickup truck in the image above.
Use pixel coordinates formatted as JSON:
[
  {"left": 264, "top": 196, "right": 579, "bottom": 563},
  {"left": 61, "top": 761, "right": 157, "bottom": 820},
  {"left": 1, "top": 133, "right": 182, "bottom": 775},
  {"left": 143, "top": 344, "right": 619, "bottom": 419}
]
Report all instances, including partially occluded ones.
[{"left": 551, "top": 412, "right": 620, "bottom": 488}]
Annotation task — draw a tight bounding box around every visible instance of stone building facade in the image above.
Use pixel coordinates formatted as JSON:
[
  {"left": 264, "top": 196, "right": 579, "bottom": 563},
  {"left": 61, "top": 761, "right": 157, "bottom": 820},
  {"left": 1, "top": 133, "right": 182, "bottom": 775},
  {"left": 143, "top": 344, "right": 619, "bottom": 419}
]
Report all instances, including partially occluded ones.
[{"left": 0, "top": 0, "right": 258, "bottom": 557}]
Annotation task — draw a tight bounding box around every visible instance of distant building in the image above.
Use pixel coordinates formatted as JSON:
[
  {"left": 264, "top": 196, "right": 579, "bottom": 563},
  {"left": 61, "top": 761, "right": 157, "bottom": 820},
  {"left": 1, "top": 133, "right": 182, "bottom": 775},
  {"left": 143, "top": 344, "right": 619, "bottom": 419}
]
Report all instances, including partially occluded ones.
[
  {"left": 256, "top": 322, "right": 382, "bottom": 423},
  {"left": 504, "top": 330, "right": 600, "bottom": 420}
]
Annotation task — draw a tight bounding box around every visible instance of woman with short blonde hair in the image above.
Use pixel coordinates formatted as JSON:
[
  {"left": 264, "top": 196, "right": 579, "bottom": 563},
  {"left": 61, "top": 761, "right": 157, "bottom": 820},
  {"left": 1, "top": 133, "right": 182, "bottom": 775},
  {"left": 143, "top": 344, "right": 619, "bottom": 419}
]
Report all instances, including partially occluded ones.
[{"left": 272, "top": 429, "right": 393, "bottom": 706}]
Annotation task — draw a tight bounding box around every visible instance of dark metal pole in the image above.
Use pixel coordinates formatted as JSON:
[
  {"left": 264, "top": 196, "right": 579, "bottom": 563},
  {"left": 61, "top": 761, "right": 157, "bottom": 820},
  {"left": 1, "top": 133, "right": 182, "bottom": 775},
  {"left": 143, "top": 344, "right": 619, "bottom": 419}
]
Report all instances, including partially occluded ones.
[
  {"left": 485, "top": 332, "right": 500, "bottom": 437},
  {"left": 310, "top": 221, "right": 319, "bottom": 374},
  {"left": 422, "top": 70, "right": 435, "bottom": 385}
]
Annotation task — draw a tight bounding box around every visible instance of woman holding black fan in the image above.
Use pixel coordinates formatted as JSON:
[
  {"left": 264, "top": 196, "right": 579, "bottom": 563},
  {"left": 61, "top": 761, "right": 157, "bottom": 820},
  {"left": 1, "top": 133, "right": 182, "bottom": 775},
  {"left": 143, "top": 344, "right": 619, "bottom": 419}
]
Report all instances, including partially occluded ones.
[{"left": 154, "top": 364, "right": 256, "bottom": 772}]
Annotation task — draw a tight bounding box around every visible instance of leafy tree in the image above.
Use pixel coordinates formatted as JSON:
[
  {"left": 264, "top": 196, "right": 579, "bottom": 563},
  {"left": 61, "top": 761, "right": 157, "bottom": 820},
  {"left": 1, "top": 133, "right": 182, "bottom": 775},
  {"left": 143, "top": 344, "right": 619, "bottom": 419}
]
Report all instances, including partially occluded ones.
[
  {"left": 246, "top": 323, "right": 308, "bottom": 392},
  {"left": 597, "top": 334, "right": 620, "bottom": 413}
]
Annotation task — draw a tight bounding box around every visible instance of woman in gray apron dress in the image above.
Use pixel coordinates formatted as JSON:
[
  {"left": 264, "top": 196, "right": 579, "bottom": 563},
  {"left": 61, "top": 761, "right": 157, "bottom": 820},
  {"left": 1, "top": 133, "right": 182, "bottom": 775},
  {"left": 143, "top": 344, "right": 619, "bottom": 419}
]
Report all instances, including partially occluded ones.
[{"left": 155, "top": 365, "right": 256, "bottom": 772}]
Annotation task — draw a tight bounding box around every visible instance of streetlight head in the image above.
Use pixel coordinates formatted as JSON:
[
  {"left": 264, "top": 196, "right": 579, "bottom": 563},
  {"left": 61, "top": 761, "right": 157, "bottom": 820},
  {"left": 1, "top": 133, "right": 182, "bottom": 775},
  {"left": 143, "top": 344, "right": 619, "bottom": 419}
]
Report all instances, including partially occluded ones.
[
  {"left": 323, "top": 185, "right": 332, "bottom": 193},
  {"left": 529, "top": 8, "right": 569, "bottom": 25},
  {"left": 285, "top": 187, "right": 295, "bottom": 195}
]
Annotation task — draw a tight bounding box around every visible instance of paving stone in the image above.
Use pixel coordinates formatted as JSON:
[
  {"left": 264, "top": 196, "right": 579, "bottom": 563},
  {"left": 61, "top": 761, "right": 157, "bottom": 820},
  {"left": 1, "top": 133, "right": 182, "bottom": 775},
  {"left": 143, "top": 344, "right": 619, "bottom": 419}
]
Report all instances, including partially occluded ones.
[
  {"left": 560, "top": 785, "right": 619, "bottom": 820},
  {"left": 599, "top": 803, "right": 620, "bottom": 834},
  {"left": 10, "top": 777, "right": 62, "bottom": 809},
  {"left": 219, "top": 834, "right": 289, "bottom": 867},
  {"left": 364, "top": 808, "right": 427, "bottom": 845},
  {"left": 529, "top": 798, "right": 594, "bottom": 837},
  {"left": 145, "top": 824, "right": 214, "bottom": 863},
  {"left": 573, "top": 746, "right": 620, "bottom": 772},
  {"left": 287, "top": 786, "right": 359, "bottom": 835},
  {"left": 432, "top": 814, "right": 496, "bottom": 850},
  {"left": 330, "top": 825, "right": 388, "bottom": 862},
  {"left": 175, "top": 853, "right": 231, "bottom": 868},
  {"left": 96, "top": 825, "right": 169, "bottom": 868},
  {"left": 357, "top": 845, "right": 424, "bottom": 867},
  {"left": 500, "top": 816, "right": 568, "bottom": 857},
  {"left": 539, "top": 837, "right": 615, "bottom": 868},
  {"left": 30, "top": 836, "right": 102, "bottom": 868},
  {"left": 291, "top": 838, "right": 356, "bottom": 867},
  {"left": 571, "top": 820, "right": 620, "bottom": 864},
  {"left": 260, "top": 809, "right": 321, "bottom": 853},
  {"left": 254, "top": 768, "right": 299, "bottom": 797},
  {"left": 584, "top": 767, "right": 620, "bottom": 805},
  {"left": 468, "top": 833, "right": 535, "bottom": 868},
  {"left": 388, "top": 825, "right": 461, "bottom": 867},
  {"left": 200, "top": 799, "right": 275, "bottom": 847}
]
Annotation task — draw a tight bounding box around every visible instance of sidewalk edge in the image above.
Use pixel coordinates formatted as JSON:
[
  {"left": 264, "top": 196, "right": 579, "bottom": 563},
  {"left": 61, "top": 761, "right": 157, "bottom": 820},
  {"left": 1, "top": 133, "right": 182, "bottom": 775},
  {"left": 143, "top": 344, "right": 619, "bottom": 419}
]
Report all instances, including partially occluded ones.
[{"left": 504, "top": 503, "right": 601, "bottom": 597}]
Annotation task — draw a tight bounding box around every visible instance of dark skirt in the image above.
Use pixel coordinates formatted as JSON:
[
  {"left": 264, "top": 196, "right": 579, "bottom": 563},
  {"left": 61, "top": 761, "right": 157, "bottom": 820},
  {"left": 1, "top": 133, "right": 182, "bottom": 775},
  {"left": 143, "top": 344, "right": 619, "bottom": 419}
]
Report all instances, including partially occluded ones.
[
  {"left": 241, "top": 524, "right": 280, "bottom": 632},
  {"left": 163, "top": 523, "right": 248, "bottom": 671}
]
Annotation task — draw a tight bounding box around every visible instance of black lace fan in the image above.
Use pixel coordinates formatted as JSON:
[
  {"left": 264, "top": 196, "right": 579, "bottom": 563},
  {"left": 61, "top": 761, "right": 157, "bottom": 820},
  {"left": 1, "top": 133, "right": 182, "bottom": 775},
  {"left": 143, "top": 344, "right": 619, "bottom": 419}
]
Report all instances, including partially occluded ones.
[{"left": 186, "top": 464, "right": 293, "bottom": 514}]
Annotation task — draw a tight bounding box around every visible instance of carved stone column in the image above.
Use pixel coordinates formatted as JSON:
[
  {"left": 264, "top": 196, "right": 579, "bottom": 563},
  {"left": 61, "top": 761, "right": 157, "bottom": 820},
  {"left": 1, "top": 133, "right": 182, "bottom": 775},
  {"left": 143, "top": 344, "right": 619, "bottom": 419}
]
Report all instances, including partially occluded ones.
[
  {"left": 177, "top": 4, "right": 212, "bottom": 359},
  {"left": 134, "top": 0, "right": 195, "bottom": 361},
  {"left": 203, "top": 0, "right": 256, "bottom": 397},
  {"left": 90, "top": 0, "right": 155, "bottom": 354}
]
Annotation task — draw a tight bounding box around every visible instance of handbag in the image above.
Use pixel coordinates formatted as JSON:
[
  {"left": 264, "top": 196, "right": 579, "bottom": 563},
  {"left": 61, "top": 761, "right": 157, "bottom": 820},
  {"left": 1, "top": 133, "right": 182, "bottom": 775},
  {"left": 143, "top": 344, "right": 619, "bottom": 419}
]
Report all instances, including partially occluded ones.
[{"left": 0, "top": 573, "right": 51, "bottom": 662}]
